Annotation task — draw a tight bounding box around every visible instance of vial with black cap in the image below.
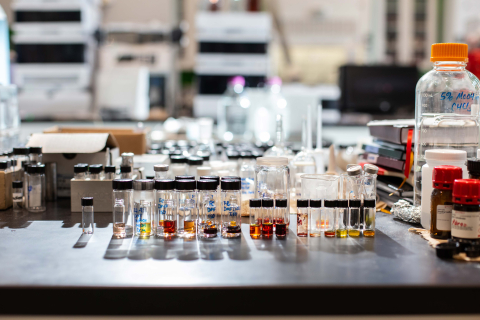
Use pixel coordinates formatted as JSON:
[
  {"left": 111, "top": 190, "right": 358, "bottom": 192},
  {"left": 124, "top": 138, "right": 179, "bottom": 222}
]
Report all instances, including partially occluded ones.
[
  {"left": 309, "top": 199, "right": 322, "bottom": 237},
  {"left": 27, "top": 164, "right": 46, "bottom": 212},
  {"left": 154, "top": 164, "right": 169, "bottom": 180},
  {"left": 176, "top": 179, "right": 197, "bottom": 238},
  {"left": 73, "top": 164, "right": 88, "bottom": 180},
  {"left": 133, "top": 179, "right": 155, "bottom": 237},
  {"left": 249, "top": 198, "right": 262, "bottom": 239},
  {"left": 112, "top": 179, "right": 134, "bottom": 236},
  {"left": 120, "top": 165, "right": 132, "bottom": 179},
  {"left": 170, "top": 155, "right": 187, "bottom": 178},
  {"left": 29, "top": 146, "right": 42, "bottom": 164},
  {"left": 348, "top": 199, "right": 361, "bottom": 237},
  {"left": 198, "top": 179, "right": 219, "bottom": 238},
  {"left": 275, "top": 198, "right": 288, "bottom": 239},
  {"left": 81, "top": 197, "right": 94, "bottom": 234},
  {"left": 336, "top": 199, "right": 348, "bottom": 238},
  {"left": 363, "top": 199, "right": 376, "bottom": 237},
  {"left": 104, "top": 165, "right": 116, "bottom": 180},
  {"left": 13, "top": 147, "right": 30, "bottom": 165},
  {"left": 324, "top": 200, "right": 336, "bottom": 237},
  {"left": 221, "top": 179, "right": 242, "bottom": 238},
  {"left": 89, "top": 164, "right": 103, "bottom": 180},
  {"left": 296, "top": 199, "right": 309, "bottom": 237},
  {"left": 187, "top": 156, "right": 203, "bottom": 179},
  {"left": 154, "top": 179, "right": 177, "bottom": 237}
]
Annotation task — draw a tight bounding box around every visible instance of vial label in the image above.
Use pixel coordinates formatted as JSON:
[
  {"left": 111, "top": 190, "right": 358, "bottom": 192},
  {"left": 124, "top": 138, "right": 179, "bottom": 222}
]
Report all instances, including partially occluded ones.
[
  {"left": 134, "top": 213, "right": 141, "bottom": 234},
  {"left": 158, "top": 198, "right": 168, "bottom": 215},
  {"left": 436, "top": 204, "right": 452, "bottom": 231},
  {"left": 206, "top": 200, "right": 216, "bottom": 220},
  {"left": 451, "top": 209, "right": 480, "bottom": 239},
  {"left": 28, "top": 185, "right": 41, "bottom": 207},
  {"left": 241, "top": 178, "right": 254, "bottom": 195}
]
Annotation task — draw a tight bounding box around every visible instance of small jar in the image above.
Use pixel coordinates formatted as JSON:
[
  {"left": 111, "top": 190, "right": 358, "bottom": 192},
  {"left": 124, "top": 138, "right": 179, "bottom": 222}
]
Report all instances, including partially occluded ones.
[
  {"left": 120, "top": 165, "right": 132, "bottom": 179},
  {"left": 29, "top": 146, "right": 42, "bottom": 164},
  {"left": 12, "top": 180, "right": 23, "bottom": 212},
  {"left": 249, "top": 198, "right": 262, "bottom": 239},
  {"left": 176, "top": 179, "right": 197, "bottom": 238},
  {"left": 187, "top": 156, "right": 203, "bottom": 179},
  {"left": 452, "top": 179, "right": 480, "bottom": 245},
  {"left": 261, "top": 198, "right": 274, "bottom": 239},
  {"left": 170, "top": 155, "right": 188, "bottom": 178},
  {"left": 73, "top": 164, "right": 88, "bottom": 180},
  {"left": 335, "top": 199, "right": 348, "bottom": 238},
  {"left": 104, "top": 165, "right": 116, "bottom": 180},
  {"left": 154, "top": 164, "right": 169, "bottom": 180},
  {"left": 113, "top": 199, "right": 126, "bottom": 238},
  {"left": 198, "top": 179, "right": 219, "bottom": 238},
  {"left": 324, "top": 200, "right": 336, "bottom": 238},
  {"left": 363, "top": 199, "right": 376, "bottom": 237},
  {"left": 348, "top": 199, "right": 361, "bottom": 237},
  {"left": 26, "top": 164, "right": 46, "bottom": 212},
  {"left": 309, "top": 199, "right": 322, "bottom": 237},
  {"left": 467, "top": 158, "right": 480, "bottom": 179},
  {"left": 133, "top": 179, "right": 155, "bottom": 237},
  {"left": 112, "top": 179, "right": 134, "bottom": 236},
  {"left": 274, "top": 198, "right": 288, "bottom": 239},
  {"left": 89, "top": 164, "right": 103, "bottom": 180},
  {"left": 296, "top": 199, "right": 309, "bottom": 237},
  {"left": 154, "top": 179, "right": 176, "bottom": 237},
  {"left": 81, "top": 197, "right": 94, "bottom": 234},
  {"left": 221, "top": 179, "right": 242, "bottom": 238},
  {"left": 431, "top": 165, "right": 462, "bottom": 239}
]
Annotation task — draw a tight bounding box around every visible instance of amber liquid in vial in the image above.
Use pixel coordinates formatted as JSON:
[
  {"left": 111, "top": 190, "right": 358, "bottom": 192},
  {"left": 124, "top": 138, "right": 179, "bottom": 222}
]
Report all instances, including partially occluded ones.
[
  {"left": 325, "top": 231, "right": 335, "bottom": 238},
  {"left": 163, "top": 219, "right": 176, "bottom": 234},
  {"left": 336, "top": 229, "right": 347, "bottom": 238},
  {"left": 348, "top": 230, "right": 361, "bottom": 237},
  {"left": 275, "top": 223, "right": 287, "bottom": 239},
  {"left": 113, "top": 222, "right": 126, "bottom": 237},
  {"left": 204, "top": 226, "right": 218, "bottom": 235},
  {"left": 184, "top": 220, "right": 196, "bottom": 234},
  {"left": 262, "top": 223, "right": 273, "bottom": 238},
  {"left": 250, "top": 224, "right": 261, "bottom": 239},
  {"left": 363, "top": 230, "right": 375, "bottom": 237}
]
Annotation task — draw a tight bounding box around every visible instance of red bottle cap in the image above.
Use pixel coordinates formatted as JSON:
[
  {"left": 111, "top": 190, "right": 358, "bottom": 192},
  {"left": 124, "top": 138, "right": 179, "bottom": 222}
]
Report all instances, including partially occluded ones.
[
  {"left": 433, "top": 165, "right": 463, "bottom": 190},
  {"left": 453, "top": 179, "right": 480, "bottom": 205}
]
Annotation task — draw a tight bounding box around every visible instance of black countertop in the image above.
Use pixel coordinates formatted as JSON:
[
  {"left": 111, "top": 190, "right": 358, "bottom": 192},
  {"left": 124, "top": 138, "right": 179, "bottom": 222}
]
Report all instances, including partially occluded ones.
[{"left": 0, "top": 199, "right": 479, "bottom": 316}]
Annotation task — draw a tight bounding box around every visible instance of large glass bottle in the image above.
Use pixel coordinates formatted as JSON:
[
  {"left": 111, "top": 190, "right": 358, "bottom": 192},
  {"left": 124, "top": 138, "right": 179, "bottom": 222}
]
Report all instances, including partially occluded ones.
[{"left": 414, "top": 43, "right": 480, "bottom": 208}]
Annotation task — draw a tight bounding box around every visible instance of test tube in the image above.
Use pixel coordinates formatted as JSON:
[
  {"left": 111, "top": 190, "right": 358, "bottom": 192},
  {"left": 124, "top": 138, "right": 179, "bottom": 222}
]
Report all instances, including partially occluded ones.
[
  {"left": 363, "top": 199, "right": 376, "bottom": 237},
  {"left": 296, "top": 199, "right": 309, "bottom": 237},
  {"left": 104, "top": 165, "right": 116, "bottom": 180},
  {"left": 113, "top": 199, "right": 126, "bottom": 238},
  {"left": 262, "top": 198, "right": 274, "bottom": 239},
  {"left": 81, "top": 197, "right": 94, "bottom": 234},
  {"left": 309, "top": 199, "right": 322, "bottom": 237},
  {"left": 12, "top": 181, "right": 23, "bottom": 213},
  {"left": 335, "top": 199, "right": 348, "bottom": 238},
  {"left": 348, "top": 199, "right": 361, "bottom": 237},
  {"left": 249, "top": 198, "right": 262, "bottom": 239},
  {"left": 154, "top": 164, "right": 169, "bottom": 179},
  {"left": 275, "top": 198, "right": 288, "bottom": 239},
  {"left": 324, "top": 200, "right": 336, "bottom": 238}
]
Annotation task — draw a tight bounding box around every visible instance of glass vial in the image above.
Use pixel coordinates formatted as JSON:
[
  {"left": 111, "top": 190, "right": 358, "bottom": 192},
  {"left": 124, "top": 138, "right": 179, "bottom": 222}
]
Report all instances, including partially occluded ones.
[
  {"left": 452, "top": 179, "right": 480, "bottom": 245},
  {"left": 198, "top": 179, "right": 219, "bottom": 238},
  {"left": 133, "top": 179, "right": 155, "bottom": 236},
  {"left": 346, "top": 165, "right": 364, "bottom": 199},
  {"left": 363, "top": 199, "right": 376, "bottom": 237},
  {"left": 261, "top": 198, "right": 274, "bottom": 239},
  {"left": 82, "top": 197, "right": 94, "bottom": 234},
  {"left": 137, "top": 200, "right": 152, "bottom": 238},
  {"left": 335, "top": 199, "right": 348, "bottom": 238},
  {"left": 296, "top": 199, "right": 309, "bottom": 237},
  {"left": 154, "top": 179, "right": 176, "bottom": 237},
  {"left": 12, "top": 180, "right": 23, "bottom": 212},
  {"left": 73, "top": 164, "right": 88, "bottom": 180},
  {"left": 363, "top": 164, "right": 378, "bottom": 200},
  {"left": 221, "top": 179, "right": 242, "bottom": 238},
  {"left": 29, "top": 146, "right": 42, "bottom": 164},
  {"left": 104, "top": 165, "right": 116, "bottom": 180},
  {"left": 275, "top": 198, "right": 288, "bottom": 239},
  {"left": 154, "top": 164, "right": 169, "bottom": 179},
  {"left": 113, "top": 199, "right": 126, "bottom": 238},
  {"left": 176, "top": 179, "right": 197, "bottom": 238},
  {"left": 324, "top": 200, "right": 336, "bottom": 238},
  {"left": 309, "top": 199, "right": 322, "bottom": 237},
  {"left": 120, "top": 166, "right": 132, "bottom": 179},
  {"left": 249, "top": 198, "right": 262, "bottom": 239},
  {"left": 89, "top": 164, "right": 103, "bottom": 180},
  {"left": 348, "top": 199, "right": 361, "bottom": 237},
  {"left": 170, "top": 155, "right": 188, "bottom": 178},
  {"left": 112, "top": 179, "right": 134, "bottom": 236},
  {"left": 26, "top": 164, "right": 46, "bottom": 212}
]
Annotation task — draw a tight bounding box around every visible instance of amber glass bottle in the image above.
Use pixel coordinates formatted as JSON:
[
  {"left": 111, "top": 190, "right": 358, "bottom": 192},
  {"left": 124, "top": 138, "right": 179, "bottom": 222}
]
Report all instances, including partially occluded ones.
[{"left": 430, "top": 165, "right": 462, "bottom": 239}]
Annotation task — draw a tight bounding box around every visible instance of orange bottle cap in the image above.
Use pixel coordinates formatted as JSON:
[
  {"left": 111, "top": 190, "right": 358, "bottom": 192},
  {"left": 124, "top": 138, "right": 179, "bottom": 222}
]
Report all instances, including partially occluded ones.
[{"left": 431, "top": 43, "right": 468, "bottom": 62}]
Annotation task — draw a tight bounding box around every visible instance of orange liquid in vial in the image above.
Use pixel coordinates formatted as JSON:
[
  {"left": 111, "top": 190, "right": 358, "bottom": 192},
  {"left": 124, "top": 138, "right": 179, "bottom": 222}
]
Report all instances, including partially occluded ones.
[
  {"left": 159, "top": 220, "right": 164, "bottom": 227},
  {"left": 163, "top": 220, "right": 176, "bottom": 234},
  {"left": 250, "top": 224, "right": 261, "bottom": 239},
  {"left": 364, "top": 230, "right": 375, "bottom": 237},
  {"left": 262, "top": 223, "right": 273, "bottom": 238},
  {"left": 325, "top": 231, "right": 335, "bottom": 238},
  {"left": 184, "top": 220, "right": 196, "bottom": 233}
]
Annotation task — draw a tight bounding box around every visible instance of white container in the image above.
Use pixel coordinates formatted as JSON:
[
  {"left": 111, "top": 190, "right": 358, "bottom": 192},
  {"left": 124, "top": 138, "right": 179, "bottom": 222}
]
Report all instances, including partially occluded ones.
[{"left": 421, "top": 149, "right": 468, "bottom": 229}]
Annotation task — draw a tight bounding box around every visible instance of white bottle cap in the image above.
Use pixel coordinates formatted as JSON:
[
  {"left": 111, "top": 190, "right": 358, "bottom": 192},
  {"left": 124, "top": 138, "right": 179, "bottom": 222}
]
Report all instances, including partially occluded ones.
[
  {"left": 256, "top": 157, "right": 289, "bottom": 166},
  {"left": 197, "top": 166, "right": 211, "bottom": 177},
  {"left": 425, "top": 149, "right": 467, "bottom": 161}
]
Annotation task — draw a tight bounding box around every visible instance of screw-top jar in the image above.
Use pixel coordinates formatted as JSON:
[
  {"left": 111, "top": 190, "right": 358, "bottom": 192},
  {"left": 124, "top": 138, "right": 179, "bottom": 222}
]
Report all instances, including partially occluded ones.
[
  {"left": 74, "top": 164, "right": 88, "bottom": 180},
  {"left": 26, "top": 164, "right": 46, "bottom": 212},
  {"left": 198, "top": 179, "right": 219, "bottom": 238},
  {"left": 452, "top": 179, "right": 480, "bottom": 245},
  {"left": 254, "top": 156, "right": 290, "bottom": 207},
  {"left": 221, "top": 179, "right": 242, "bottom": 238},
  {"left": 346, "top": 165, "right": 363, "bottom": 200},
  {"left": 112, "top": 179, "right": 134, "bottom": 236},
  {"left": 176, "top": 179, "right": 197, "bottom": 238},
  {"left": 81, "top": 197, "right": 94, "bottom": 234},
  {"left": 104, "top": 165, "right": 116, "bottom": 180},
  {"left": 363, "top": 164, "right": 378, "bottom": 200},
  {"left": 89, "top": 164, "right": 103, "bottom": 180}
]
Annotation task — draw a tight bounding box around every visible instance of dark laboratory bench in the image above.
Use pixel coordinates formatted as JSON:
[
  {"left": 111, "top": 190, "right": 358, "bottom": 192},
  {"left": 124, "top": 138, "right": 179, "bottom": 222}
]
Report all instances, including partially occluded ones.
[{"left": 0, "top": 199, "right": 479, "bottom": 316}]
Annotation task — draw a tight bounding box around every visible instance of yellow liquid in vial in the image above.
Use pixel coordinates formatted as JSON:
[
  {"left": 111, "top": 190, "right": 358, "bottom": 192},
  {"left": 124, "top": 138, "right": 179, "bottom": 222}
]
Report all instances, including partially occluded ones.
[
  {"left": 364, "top": 230, "right": 375, "bottom": 237},
  {"left": 140, "top": 222, "right": 151, "bottom": 236},
  {"left": 348, "top": 230, "right": 361, "bottom": 237},
  {"left": 336, "top": 229, "right": 347, "bottom": 238}
]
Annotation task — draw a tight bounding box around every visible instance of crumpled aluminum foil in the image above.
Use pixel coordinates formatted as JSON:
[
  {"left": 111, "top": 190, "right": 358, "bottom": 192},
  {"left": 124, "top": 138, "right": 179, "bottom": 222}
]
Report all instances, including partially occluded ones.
[{"left": 391, "top": 200, "right": 421, "bottom": 224}]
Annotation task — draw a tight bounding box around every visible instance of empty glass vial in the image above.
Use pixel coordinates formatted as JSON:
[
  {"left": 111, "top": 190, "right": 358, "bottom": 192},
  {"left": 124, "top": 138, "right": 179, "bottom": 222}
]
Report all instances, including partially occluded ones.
[
  {"left": 133, "top": 179, "right": 155, "bottom": 236},
  {"left": 73, "top": 164, "right": 88, "bottom": 180},
  {"left": 348, "top": 199, "right": 361, "bottom": 237},
  {"left": 104, "top": 165, "right": 116, "bottom": 180},
  {"left": 154, "top": 164, "right": 169, "bottom": 179},
  {"left": 154, "top": 179, "right": 176, "bottom": 237},
  {"left": 188, "top": 156, "right": 203, "bottom": 179},
  {"left": 296, "top": 199, "right": 309, "bottom": 237},
  {"left": 13, "top": 147, "right": 30, "bottom": 165},
  {"left": 335, "top": 199, "right": 348, "bottom": 238},
  {"left": 221, "top": 179, "right": 242, "bottom": 238},
  {"left": 363, "top": 164, "right": 378, "bottom": 200},
  {"left": 81, "top": 197, "right": 94, "bottom": 234},
  {"left": 346, "top": 165, "right": 364, "bottom": 199},
  {"left": 261, "top": 198, "right": 274, "bottom": 239},
  {"left": 89, "top": 164, "right": 103, "bottom": 180},
  {"left": 12, "top": 180, "right": 23, "bottom": 212},
  {"left": 170, "top": 155, "right": 188, "bottom": 178},
  {"left": 274, "top": 198, "right": 288, "bottom": 239},
  {"left": 176, "top": 179, "right": 197, "bottom": 238},
  {"left": 27, "top": 164, "right": 46, "bottom": 212},
  {"left": 198, "top": 179, "right": 219, "bottom": 238},
  {"left": 113, "top": 199, "right": 126, "bottom": 238},
  {"left": 112, "top": 179, "right": 134, "bottom": 236},
  {"left": 29, "top": 146, "right": 42, "bottom": 164},
  {"left": 324, "top": 200, "right": 336, "bottom": 238},
  {"left": 120, "top": 166, "right": 132, "bottom": 179},
  {"left": 249, "top": 198, "right": 262, "bottom": 239},
  {"left": 363, "top": 199, "right": 376, "bottom": 237},
  {"left": 309, "top": 199, "right": 322, "bottom": 237}
]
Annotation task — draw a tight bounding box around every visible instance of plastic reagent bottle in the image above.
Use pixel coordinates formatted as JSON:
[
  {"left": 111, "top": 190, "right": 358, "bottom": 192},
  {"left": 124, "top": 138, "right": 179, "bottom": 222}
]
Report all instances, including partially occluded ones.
[{"left": 414, "top": 43, "right": 480, "bottom": 210}]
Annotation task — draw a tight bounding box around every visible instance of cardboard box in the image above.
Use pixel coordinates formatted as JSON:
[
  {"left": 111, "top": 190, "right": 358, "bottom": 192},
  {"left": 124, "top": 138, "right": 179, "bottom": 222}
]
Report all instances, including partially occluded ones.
[
  {"left": 0, "top": 171, "right": 13, "bottom": 210},
  {"left": 71, "top": 180, "right": 113, "bottom": 212},
  {"left": 44, "top": 126, "right": 148, "bottom": 155},
  {"left": 27, "top": 133, "right": 119, "bottom": 198}
]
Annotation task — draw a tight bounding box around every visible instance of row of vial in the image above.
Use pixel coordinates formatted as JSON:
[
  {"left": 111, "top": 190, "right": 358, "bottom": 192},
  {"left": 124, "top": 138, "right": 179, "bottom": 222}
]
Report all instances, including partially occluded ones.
[
  {"left": 110, "top": 175, "right": 244, "bottom": 239},
  {"left": 296, "top": 198, "right": 376, "bottom": 238},
  {"left": 249, "top": 198, "right": 289, "bottom": 239}
]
